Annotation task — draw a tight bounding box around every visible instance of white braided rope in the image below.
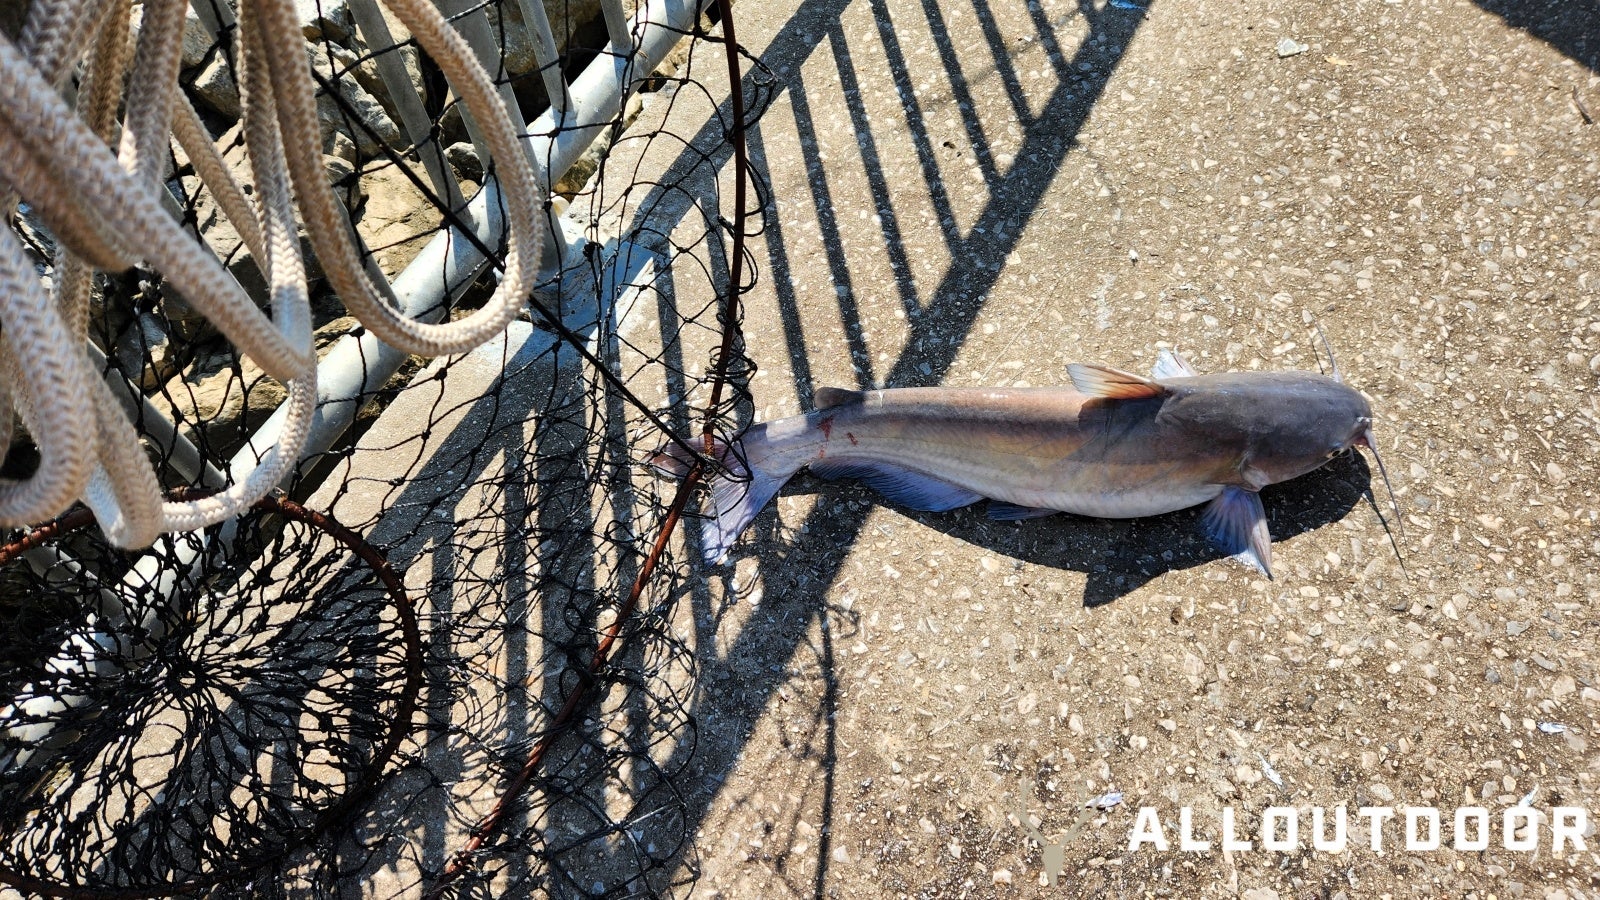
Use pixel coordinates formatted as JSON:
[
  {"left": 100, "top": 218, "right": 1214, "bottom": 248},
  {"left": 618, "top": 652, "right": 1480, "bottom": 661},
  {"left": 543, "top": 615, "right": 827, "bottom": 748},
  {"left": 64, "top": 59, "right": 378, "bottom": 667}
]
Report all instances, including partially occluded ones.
[
  {"left": 0, "top": 224, "right": 95, "bottom": 526},
  {"left": 0, "top": 131, "right": 137, "bottom": 272},
  {"left": 77, "top": 0, "right": 134, "bottom": 144},
  {"left": 82, "top": 376, "right": 165, "bottom": 548},
  {"left": 173, "top": 97, "right": 266, "bottom": 265},
  {"left": 0, "top": 0, "right": 541, "bottom": 546},
  {"left": 18, "top": 0, "right": 118, "bottom": 88},
  {"left": 158, "top": 0, "right": 317, "bottom": 535},
  {"left": 117, "top": 0, "right": 187, "bottom": 186},
  {"left": 57, "top": 0, "right": 166, "bottom": 548},
  {"left": 0, "top": 35, "right": 314, "bottom": 383},
  {"left": 252, "top": 0, "right": 541, "bottom": 357}
]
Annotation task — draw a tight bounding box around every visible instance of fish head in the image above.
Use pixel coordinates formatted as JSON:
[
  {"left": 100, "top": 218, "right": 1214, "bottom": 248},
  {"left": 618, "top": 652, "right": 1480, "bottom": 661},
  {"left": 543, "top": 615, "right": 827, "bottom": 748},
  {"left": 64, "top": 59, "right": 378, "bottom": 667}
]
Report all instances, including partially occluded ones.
[
  {"left": 1143, "top": 355, "right": 1403, "bottom": 570},
  {"left": 1239, "top": 373, "right": 1374, "bottom": 485},
  {"left": 1222, "top": 369, "right": 1405, "bottom": 562},
  {"left": 1169, "top": 372, "right": 1373, "bottom": 487}
]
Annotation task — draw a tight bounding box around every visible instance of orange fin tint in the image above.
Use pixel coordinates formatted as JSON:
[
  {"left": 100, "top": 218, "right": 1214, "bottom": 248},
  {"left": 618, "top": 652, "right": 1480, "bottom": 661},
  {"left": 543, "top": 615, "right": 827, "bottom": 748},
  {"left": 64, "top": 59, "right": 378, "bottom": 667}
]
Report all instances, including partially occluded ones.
[{"left": 1067, "top": 363, "right": 1169, "bottom": 400}]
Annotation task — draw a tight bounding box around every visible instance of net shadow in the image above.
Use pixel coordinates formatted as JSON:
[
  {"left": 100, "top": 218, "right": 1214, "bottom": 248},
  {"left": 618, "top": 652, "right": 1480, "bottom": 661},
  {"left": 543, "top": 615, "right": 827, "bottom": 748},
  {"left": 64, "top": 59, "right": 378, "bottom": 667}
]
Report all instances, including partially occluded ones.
[{"left": 582, "top": 0, "right": 1189, "bottom": 894}]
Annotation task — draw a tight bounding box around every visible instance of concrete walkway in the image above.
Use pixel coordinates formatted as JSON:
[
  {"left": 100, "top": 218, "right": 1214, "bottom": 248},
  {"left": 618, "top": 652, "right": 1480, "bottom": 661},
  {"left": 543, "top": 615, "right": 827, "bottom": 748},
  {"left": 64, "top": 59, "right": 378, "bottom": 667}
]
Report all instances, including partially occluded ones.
[{"left": 595, "top": 0, "right": 1600, "bottom": 894}]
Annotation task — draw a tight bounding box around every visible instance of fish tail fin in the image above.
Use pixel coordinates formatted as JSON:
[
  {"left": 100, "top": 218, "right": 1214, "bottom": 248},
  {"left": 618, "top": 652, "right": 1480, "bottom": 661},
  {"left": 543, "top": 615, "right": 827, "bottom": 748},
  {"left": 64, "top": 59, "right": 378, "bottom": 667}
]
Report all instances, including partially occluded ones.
[
  {"left": 704, "top": 441, "right": 788, "bottom": 565},
  {"left": 649, "top": 428, "right": 793, "bottom": 566}
]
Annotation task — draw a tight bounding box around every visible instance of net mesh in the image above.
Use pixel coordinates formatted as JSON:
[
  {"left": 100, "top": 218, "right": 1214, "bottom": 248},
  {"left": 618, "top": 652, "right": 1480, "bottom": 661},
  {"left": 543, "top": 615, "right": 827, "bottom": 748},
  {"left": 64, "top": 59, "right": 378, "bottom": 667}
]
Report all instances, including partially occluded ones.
[{"left": 0, "top": 0, "right": 772, "bottom": 895}]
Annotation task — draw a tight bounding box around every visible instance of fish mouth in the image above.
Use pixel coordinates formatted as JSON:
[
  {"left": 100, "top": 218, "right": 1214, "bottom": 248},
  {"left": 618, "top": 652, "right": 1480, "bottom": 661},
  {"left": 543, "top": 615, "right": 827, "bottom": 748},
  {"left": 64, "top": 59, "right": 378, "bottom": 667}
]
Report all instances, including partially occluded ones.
[{"left": 1349, "top": 417, "right": 1374, "bottom": 451}]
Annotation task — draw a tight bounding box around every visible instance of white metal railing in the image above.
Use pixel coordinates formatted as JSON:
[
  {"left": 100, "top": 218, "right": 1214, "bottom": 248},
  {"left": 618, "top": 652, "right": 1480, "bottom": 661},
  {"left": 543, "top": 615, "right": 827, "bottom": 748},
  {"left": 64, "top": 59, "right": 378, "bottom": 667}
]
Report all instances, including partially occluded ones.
[{"left": 236, "top": 0, "right": 708, "bottom": 487}]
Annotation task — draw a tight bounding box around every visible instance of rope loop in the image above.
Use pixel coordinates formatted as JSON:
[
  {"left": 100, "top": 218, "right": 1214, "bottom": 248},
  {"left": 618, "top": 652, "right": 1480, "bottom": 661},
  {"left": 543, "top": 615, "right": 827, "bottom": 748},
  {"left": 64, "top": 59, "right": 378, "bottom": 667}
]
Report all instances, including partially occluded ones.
[{"left": 0, "top": 0, "right": 544, "bottom": 546}]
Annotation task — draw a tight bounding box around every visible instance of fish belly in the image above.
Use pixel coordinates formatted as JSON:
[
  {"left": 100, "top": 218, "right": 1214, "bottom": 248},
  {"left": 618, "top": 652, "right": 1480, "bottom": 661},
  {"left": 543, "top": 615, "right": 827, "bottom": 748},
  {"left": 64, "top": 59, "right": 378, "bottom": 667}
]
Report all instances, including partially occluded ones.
[{"left": 1032, "top": 477, "right": 1225, "bottom": 519}]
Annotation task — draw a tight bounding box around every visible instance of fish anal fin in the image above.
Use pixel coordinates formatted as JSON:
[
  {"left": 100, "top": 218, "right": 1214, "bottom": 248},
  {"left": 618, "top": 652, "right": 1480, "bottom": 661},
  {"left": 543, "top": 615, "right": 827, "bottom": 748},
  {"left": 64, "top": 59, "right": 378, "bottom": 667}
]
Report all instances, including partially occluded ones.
[
  {"left": 987, "top": 502, "right": 1060, "bottom": 521},
  {"left": 814, "top": 386, "right": 863, "bottom": 409},
  {"left": 1067, "top": 363, "right": 1169, "bottom": 400},
  {"left": 1201, "top": 486, "right": 1273, "bottom": 578},
  {"left": 809, "top": 459, "right": 983, "bottom": 512},
  {"left": 1150, "top": 349, "right": 1198, "bottom": 379}
]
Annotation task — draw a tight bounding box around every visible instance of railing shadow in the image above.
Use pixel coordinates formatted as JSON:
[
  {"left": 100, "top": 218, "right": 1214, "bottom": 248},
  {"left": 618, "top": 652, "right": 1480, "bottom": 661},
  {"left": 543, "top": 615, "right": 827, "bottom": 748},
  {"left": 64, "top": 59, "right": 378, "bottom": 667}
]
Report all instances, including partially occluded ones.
[
  {"left": 1471, "top": 0, "right": 1598, "bottom": 72},
  {"left": 268, "top": 248, "right": 657, "bottom": 894},
  {"left": 603, "top": 0, "right": 1228, "bottom": 894},
  {"left": 203, "top": 0, "right": 1559, "bottom": 891}
]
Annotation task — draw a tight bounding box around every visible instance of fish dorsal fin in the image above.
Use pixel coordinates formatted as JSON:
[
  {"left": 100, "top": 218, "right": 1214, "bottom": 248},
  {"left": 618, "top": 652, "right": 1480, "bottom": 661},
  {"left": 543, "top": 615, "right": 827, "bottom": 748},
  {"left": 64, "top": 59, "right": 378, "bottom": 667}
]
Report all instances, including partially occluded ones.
[
  {"left": 814, "top": 386, "right": 863, "bottom": 409},
  {"left": 1067, "top": 363, "right": 1169, "bottom": 400}
]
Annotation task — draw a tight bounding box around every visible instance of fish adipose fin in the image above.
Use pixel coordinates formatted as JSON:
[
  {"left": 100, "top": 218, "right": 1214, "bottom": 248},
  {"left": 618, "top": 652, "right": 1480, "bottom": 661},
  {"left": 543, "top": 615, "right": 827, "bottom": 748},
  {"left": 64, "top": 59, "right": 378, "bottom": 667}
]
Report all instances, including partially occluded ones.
[
  {"left": 813, "top": 386, "right": 864, "bottom": 409},
  {"left": 987, "top": 502, "right": 1060, "bottom": 521},
  {"left": 1067, "top": 364, "right": 1169, "bottom": 400},
  {"left": 1150, "top": 349, "right": 1197, "bottom": 379},
  {"left": 809, "top": 459, "right": 983, "bottom": 513},
  {"left": 1201, "top": 486, "right": 1273, "bottom": 578}
]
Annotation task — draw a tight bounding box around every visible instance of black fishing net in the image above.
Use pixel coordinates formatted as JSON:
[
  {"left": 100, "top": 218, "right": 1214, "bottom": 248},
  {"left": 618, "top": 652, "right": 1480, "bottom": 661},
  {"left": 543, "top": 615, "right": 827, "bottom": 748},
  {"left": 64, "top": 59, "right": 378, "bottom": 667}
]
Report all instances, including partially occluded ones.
[
  {"left": 0, "top": 497, "right": 421, "bottom": 896},
  {"left": 1, "top": 0, "right": 771, "bottom": 895}
]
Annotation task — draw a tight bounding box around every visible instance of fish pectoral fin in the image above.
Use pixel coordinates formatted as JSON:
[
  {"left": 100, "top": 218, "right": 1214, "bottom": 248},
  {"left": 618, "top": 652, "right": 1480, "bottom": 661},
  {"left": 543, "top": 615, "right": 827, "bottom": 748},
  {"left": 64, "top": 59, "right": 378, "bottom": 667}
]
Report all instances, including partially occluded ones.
[
  {"left": 1150, "top": 349, "right": 1198, "bottom": 379},
  {"left": 1067, "top": 363, "right": 1170, "bottom": 400},
  {"left": 1201, "top": 486, "right": 1273, "bottom": 578},
  {"left": 814, "top": 386, "right": 864, "bottom": 409},
  {"left": 809, "top": 459, "right": 984, "bottom": 512},
  {"left": 1239, "top": 460, "right": 1273, "bottom": 491},
  {"left": 987, "top": 502, "right": 1061, "bottom": 521}
]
